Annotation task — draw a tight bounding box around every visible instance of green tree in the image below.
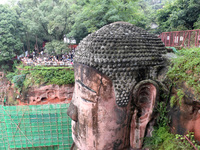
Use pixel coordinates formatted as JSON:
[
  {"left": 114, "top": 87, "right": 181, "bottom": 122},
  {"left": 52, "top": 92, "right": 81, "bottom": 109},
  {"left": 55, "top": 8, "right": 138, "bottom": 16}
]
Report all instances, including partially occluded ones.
[
  {"left": 69, "top": 0, "right": 146, "bottom": 43},
  {"left": 17, "top": 0, "right": 71, "bottom": 55},
  {"left": 4, "top": 0, "right": 158, "bottom": 56},
  {"left": 0, "top": 4, "right": 23, "bottom": 70},
  {"left": 156, "top": 0, "right": 200, "bottom": 33},
  {"left": 45, "top": 40, "right": 69, "bottom": 55}
]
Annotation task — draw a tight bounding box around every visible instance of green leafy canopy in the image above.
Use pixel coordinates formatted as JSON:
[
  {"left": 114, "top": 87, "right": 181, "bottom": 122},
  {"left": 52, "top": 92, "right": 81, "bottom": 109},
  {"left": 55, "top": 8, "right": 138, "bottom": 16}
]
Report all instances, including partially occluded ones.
[
  {"left": 0, "top": 5, "right": 23, "bottom": 70},
  {"left": 156, "top": 0, "right": 200, "bottom": 32}
]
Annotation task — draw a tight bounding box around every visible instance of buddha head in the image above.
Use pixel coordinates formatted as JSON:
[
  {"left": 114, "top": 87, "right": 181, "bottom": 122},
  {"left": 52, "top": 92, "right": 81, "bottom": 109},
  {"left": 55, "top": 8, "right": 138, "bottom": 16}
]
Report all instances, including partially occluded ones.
[{"left": 67, "top": 22, "right": 167, "bottom": 150}]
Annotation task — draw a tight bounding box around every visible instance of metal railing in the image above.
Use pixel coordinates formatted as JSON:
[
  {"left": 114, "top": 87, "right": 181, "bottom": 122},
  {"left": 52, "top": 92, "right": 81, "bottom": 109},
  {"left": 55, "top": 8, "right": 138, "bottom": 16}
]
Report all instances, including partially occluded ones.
[{"left": 159, "top": 29, "right": 200, "bottom": 48}]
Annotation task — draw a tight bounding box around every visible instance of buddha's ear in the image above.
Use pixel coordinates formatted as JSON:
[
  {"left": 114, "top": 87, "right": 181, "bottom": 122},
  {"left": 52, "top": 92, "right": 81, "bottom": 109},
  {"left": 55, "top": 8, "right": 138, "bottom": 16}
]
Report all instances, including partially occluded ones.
[
  {"left": 130, "top": 80, "right": 159, "bottom": 148},
  {"left": 132, "top": 80, "right": 159, "bottom": 109}
]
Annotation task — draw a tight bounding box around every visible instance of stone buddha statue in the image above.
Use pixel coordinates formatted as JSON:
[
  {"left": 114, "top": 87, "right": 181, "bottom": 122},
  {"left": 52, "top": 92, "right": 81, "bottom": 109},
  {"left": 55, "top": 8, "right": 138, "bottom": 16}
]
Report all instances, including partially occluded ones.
[{"left": 67, "top": 22, "right": 167, "bottom": 150}]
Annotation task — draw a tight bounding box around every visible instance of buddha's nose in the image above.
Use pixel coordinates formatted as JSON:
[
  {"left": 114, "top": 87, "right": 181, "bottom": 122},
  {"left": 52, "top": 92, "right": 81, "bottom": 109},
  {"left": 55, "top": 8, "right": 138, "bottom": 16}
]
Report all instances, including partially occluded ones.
[{"left": 67, "top": 102, "right": 78, "bottom": 122}]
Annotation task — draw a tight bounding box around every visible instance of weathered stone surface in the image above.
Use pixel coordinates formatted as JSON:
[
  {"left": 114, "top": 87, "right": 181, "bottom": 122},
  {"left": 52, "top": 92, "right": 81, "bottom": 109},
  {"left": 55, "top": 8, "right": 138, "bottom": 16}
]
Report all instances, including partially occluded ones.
[
  {"left": 0, "top": 73, "right": 16, "bottom": 105},
  {"left": 131, "top": 80, "right": 159, "bottom": 148},
  {"left": 21, "top": 84, "right": 74, "bottom": 105},
  {"left": 68, "top": 63, "right": 160, "bottom": 150},
  {"left": 0, "top": 75, "right": 74, "bottom": 105},
  {"left": 75, "top": 21, "right": 167, "bottom": 107},
  {"left": 170, "top": 82, "right": 200, "bottom": 142},
  {"left": 68, "top": 22, "right": 168, "bottom": 149}
]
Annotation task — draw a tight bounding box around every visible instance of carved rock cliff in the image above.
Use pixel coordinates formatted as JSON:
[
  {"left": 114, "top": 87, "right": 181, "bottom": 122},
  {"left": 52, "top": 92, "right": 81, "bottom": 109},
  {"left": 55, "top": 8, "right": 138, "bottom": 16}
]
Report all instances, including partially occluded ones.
[{"left": 0, "top": 72, "right": 74, "bottom": 105}]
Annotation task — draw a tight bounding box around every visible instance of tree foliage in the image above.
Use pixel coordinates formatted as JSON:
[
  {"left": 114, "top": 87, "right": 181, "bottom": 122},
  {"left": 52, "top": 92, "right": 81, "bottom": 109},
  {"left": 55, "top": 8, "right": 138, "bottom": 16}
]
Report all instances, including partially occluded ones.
[
  {"left": 0, "top": 5, "right": 23, "bottom": 70},
  {"left": 45, "top": 40, "right": 70, "bottom": 55},
  {"left": 16, "top": 0, "right": 72, "bottom": 55},
  {"left": 68, "top": 0, "right": 147, "bottom": 43},
  {"left": 18, "top": 0, "right": 71, "bottom": 41},
  {"left": 12, "top": 0, "right": 150, "bottom": 47},
  {"left": 156, "top": 0, "right": 200, "bottom": 32},
  {"left": 1, "top": 0, "right": 180, "bottom": 63}
]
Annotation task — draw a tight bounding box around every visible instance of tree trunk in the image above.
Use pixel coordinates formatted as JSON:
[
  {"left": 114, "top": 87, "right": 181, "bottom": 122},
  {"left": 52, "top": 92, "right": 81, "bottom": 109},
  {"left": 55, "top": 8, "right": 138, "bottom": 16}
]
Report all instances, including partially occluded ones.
[{"left": 26, "top": 32, "right": 30, "bottom": 55}]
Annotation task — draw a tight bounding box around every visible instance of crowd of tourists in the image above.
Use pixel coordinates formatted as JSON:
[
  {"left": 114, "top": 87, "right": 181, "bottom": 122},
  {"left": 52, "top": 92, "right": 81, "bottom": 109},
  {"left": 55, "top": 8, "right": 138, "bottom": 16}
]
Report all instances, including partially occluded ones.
[{"left": 21, "top": 50, "right": 75, "bottom": 67}]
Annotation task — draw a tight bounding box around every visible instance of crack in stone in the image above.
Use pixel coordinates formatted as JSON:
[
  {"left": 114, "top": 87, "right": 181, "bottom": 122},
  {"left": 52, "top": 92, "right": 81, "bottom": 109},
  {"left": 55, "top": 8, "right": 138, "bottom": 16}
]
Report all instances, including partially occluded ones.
[{"left": 98, "top": 74, "right": 103, "bottom": 96}]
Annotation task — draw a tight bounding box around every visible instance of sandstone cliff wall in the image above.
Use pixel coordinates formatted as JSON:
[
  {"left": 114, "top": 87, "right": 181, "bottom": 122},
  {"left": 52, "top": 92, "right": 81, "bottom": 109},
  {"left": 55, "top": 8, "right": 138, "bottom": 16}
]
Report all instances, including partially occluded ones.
[
  {"left": 0, "top": 72, "right": 74, "bottom": 105},
  {"left": 169, "top": 82, "right": 200, "bottom": 142},
  {"left": 19, "top": 84, "right": 74, "bottom": 105}
]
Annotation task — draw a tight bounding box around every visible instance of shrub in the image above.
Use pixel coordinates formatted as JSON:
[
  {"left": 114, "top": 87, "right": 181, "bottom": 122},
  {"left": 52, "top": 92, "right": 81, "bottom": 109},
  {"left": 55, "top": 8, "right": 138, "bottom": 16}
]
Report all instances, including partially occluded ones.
[
  {"left": 167, "top": 47, "right": 200, "bottom": 106},
  {"left": 144, "top": 100, "right": 200, "bottom": 149},
  {"left": 6, "top": 64, "right": 75, "bottom": 92},
  {"left": 12, "top": 74, "right": 26, "bottom": 93}
]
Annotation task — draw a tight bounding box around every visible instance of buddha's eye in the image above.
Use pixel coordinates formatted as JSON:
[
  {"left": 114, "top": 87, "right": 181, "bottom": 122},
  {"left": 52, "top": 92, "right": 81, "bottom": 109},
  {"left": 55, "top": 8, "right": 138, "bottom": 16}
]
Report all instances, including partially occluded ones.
[
  {"left": 76, "top": 80, "right": 96, "bottom": 94},
  {"left": 76, "top": 80, "right": 97, "bottom": 103},
  {"left": 81, "top": 97, "right": 94, "bottom": 103}
]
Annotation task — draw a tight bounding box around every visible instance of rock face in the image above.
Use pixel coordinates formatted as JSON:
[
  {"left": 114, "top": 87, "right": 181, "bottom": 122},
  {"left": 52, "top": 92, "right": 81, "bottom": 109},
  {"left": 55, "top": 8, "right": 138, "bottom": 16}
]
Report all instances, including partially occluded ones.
[
  {"left": 0, "top": 73, "right": 74, "bottom": 106},
  {"left": 170, "top": 82, "right": 200, "bottom": 142},
  {"left": 0, "top": 72, "right": 11, "bottom": 105},
  {"left": 19, "top": 84, "right": 74, "bottom": 105}
]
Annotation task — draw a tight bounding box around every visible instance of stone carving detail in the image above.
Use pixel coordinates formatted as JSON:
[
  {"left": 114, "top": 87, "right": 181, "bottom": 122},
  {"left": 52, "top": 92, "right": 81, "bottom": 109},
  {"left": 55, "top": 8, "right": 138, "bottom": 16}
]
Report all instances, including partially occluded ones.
[
  {"left": 74, "top": 22, "right": 166, "bottom": 107},
  {"left": 131, "top": 80, "right": 158, "bottom": 148},
  {"left": 20, "top": 84, "right": 74, "bottom": 105},
  {"left": 68, "top": 22, "right": 168, "bottom": 149}
]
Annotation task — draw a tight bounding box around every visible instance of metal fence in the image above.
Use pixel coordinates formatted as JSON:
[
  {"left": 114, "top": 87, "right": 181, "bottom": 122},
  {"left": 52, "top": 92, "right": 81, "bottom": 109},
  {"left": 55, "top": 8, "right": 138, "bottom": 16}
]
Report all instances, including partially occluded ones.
[
  {"left": 159, "top": 29, "right": 200, "bottom": 48},
  {"left": 0, "top": 104, "right": 73, "bottom": 150}
]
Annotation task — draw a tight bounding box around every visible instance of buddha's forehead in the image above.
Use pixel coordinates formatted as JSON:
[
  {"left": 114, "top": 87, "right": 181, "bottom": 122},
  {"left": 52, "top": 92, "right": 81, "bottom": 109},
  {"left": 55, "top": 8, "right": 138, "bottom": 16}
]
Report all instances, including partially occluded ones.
[
  {"left": 74, "top": 22, "right": 167, "bottom": 107},
  {"left": 75, "top": 63, "right": 101, "bottom": 79},
  {"left": 74, "top": 63, "right": 102, "bottom": 93}
]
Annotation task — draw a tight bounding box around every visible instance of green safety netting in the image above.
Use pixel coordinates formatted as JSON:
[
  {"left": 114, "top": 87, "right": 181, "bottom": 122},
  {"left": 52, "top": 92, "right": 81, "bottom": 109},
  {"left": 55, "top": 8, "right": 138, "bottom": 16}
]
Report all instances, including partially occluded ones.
[{"left": 0, "top": 104, "right": 73, "bottom": 150}]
